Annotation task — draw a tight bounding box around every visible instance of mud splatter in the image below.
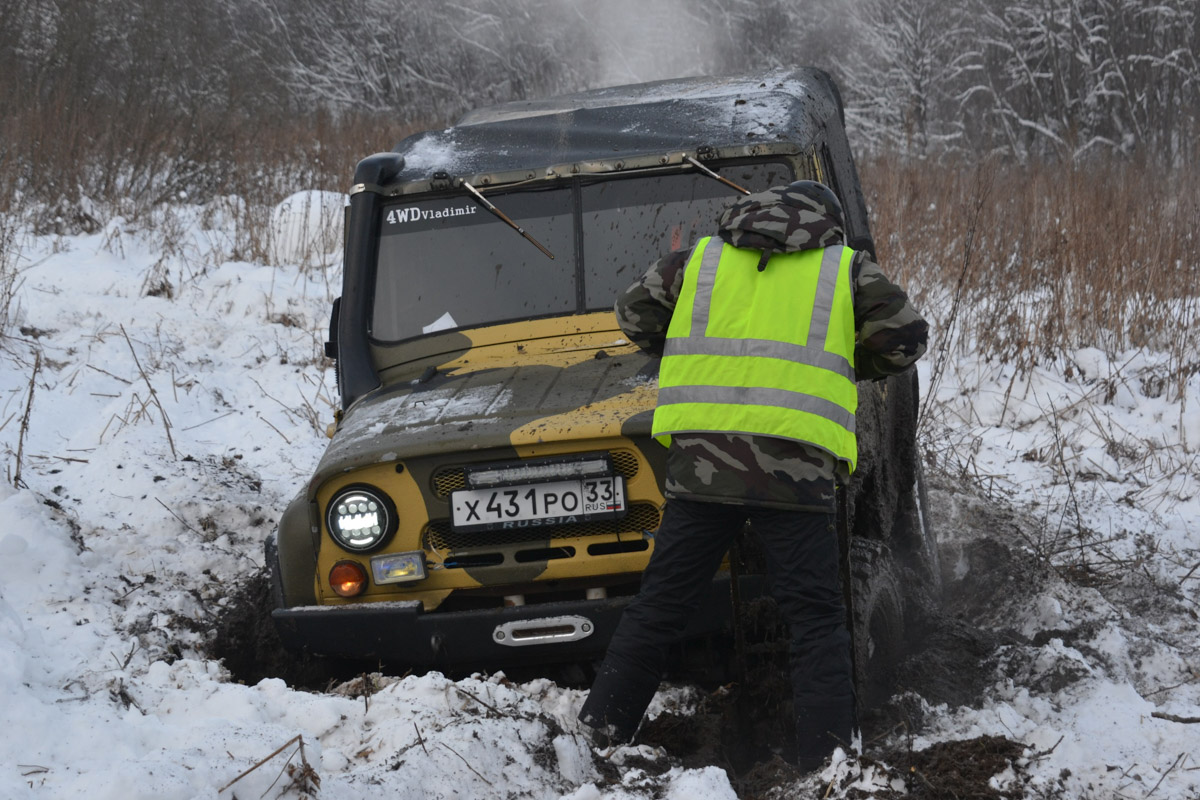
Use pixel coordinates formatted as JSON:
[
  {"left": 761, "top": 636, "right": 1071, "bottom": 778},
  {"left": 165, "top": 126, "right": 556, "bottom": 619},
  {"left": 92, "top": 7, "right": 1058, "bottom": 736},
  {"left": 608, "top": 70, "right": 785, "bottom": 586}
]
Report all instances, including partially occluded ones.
[{"left": 207, "top": 568, "right": 347, "bottom": 688}]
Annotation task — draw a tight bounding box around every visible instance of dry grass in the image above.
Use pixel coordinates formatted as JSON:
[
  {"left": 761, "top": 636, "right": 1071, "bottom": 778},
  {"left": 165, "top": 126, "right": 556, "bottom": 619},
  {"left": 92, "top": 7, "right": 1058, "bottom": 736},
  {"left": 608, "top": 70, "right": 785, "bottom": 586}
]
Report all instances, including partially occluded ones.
[
  {"left": 862, "top": 155, "right": 1200, "bottom": 393},
  {"left": 864, "top": 156, "right": 1200, "bottom": 352},
  {"left": 0, "top": 211, "right": 27, "bottom": 341},
  {"left": 0, "top": 100, "right": 414, "bottom": 235}
]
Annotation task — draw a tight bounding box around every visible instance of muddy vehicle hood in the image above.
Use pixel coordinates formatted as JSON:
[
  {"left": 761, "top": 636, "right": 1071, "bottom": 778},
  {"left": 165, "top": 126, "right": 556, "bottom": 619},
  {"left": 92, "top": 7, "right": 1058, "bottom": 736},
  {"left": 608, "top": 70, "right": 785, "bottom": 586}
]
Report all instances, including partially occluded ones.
[{"left": 312, "top": 345, "right": 660, "bottom": 489}]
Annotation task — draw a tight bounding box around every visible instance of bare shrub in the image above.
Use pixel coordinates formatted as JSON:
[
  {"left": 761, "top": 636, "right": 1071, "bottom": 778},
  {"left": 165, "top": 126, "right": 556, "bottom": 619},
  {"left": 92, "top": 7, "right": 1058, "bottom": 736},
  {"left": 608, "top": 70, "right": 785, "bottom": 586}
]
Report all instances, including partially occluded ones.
[
  {"left": 863, "top": 155, "right": 1200, "bottom": 388},
  {"left": 0, "top": 0, "right": 410, "bottom": 228},
  {"left": 867, "top": 155, "right": 1200, "bottom": 583},
  {"left": 0, "top": 212, "right": 27, "bottom": 342}
]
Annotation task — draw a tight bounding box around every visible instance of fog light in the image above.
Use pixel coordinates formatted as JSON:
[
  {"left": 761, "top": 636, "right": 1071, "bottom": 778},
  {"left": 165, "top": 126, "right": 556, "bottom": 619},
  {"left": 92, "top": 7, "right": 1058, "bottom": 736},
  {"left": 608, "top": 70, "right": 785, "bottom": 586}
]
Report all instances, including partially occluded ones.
[
  {"left": 370, "top": 551, "right": 426, "bottom": 585},
  {"left": 329, "top": 561, "right": 368, "bottom": 597}
]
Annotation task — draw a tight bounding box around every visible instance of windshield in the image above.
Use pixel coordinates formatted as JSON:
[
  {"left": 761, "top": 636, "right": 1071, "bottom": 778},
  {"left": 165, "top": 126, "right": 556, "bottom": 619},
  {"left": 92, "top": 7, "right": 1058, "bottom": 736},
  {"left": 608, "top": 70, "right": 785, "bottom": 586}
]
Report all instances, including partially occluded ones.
[
  {"left": 580, "top": 163, "right": 791, "bottom": 308},
  {"left": 373, "top": 189, "right": 575, "bottom": 341},
  {"left": 372, "top": 161, "right": 792, "bottom": 342}
]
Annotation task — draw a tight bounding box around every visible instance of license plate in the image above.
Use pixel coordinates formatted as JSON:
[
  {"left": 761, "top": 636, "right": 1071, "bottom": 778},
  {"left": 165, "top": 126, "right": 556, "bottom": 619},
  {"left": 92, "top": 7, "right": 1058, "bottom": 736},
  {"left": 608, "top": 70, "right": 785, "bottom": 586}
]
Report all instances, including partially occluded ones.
[{"left": 451, "top": 477, "right": 626, "bottom": 531}]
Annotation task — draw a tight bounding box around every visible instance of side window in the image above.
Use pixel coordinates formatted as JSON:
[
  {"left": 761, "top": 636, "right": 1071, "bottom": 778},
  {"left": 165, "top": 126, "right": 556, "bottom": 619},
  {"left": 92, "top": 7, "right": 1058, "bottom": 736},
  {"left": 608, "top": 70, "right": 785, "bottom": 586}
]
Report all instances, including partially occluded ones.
[{"left": 814, "top": 146, "right": 840, "bottom": 200}]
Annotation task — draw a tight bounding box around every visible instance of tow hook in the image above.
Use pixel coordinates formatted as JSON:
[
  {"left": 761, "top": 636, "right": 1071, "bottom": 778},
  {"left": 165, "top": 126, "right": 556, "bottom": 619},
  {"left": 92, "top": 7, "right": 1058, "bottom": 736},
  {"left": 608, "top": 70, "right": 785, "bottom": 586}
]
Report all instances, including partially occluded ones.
[{"left": 493, "top": 615, "right": 595, "bottom": 646}]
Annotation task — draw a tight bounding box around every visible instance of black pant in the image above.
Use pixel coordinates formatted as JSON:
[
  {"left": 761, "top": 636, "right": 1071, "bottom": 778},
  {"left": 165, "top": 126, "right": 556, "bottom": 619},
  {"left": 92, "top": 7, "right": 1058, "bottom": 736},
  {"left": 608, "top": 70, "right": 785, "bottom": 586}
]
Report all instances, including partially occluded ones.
[{"left": 578, "top": 497, "right": 855, "bottom": 764}]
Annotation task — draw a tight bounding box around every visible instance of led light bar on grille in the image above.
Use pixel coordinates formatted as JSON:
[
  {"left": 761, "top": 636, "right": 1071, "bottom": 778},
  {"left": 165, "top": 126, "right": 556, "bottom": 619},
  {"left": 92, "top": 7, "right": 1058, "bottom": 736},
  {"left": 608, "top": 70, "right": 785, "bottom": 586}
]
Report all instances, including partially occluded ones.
[{"left": 466, "top": 453, "right": 613, "bottom": 489}]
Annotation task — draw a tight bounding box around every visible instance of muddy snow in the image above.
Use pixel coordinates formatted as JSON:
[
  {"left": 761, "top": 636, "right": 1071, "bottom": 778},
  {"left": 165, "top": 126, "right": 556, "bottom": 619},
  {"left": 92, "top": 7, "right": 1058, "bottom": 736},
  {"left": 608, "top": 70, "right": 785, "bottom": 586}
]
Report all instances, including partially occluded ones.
[{"left": 1, "top": 202, "right": 1198, "bottom": 799}]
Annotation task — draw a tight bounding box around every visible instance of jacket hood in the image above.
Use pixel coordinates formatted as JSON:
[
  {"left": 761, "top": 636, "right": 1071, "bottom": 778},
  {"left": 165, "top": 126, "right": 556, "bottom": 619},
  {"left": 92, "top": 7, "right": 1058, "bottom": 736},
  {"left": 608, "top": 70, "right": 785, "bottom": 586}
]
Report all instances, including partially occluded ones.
[{"left": 717, "top": 184, "right": 844, "bottom": 263}]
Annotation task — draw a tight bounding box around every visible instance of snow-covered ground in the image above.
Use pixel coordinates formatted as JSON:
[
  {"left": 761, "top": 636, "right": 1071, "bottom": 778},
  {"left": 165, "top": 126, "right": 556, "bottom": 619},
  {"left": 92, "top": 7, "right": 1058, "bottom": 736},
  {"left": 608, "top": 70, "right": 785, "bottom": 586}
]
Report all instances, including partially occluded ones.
[{"left": 0, "top": 198, "right": 1197, "bottom": 799}]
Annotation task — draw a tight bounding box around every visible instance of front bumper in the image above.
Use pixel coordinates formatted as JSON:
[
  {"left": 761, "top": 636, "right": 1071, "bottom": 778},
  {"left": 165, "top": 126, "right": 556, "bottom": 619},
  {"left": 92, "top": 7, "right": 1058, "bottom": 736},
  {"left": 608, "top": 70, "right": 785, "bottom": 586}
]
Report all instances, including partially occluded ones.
[{"left": 272, "top": 574, "right": 765, "bottom": 669}]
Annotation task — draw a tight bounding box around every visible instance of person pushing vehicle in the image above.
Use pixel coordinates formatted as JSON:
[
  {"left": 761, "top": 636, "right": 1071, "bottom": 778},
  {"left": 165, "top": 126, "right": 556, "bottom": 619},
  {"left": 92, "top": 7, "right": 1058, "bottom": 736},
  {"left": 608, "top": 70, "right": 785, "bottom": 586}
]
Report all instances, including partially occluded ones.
[{"left": 578, "top": 180, "right": 929, "bottom": 771}]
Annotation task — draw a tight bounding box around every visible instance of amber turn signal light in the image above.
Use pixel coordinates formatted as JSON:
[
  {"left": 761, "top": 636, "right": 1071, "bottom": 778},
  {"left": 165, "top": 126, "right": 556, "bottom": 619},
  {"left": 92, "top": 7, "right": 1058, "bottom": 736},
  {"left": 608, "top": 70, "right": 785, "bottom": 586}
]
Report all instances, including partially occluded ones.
[{"left": 329, "top": 560, "right": 368, "bottom": 597}]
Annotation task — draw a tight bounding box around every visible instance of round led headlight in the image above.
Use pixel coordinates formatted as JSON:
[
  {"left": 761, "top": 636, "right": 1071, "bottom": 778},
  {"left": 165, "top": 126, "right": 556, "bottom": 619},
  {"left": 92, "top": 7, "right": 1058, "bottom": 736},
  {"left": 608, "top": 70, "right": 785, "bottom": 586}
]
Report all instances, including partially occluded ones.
[{"left": 326, "top": 485, "right": 397, "bottom": 553}]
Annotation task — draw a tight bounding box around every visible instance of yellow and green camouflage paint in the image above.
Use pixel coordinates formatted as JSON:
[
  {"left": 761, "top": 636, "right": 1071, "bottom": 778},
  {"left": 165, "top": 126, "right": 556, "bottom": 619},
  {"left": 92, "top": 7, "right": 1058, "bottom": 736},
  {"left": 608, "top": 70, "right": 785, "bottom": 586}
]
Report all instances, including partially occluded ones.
[{"left": 308, "top": 312, "right": 669, "bottom": 609}]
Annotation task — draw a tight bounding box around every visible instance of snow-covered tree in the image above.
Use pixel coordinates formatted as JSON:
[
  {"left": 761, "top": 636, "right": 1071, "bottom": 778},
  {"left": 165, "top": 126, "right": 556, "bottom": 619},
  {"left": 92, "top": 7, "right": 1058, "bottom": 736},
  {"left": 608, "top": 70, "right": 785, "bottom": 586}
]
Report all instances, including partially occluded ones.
[
  {"left": 957, "top": 0, "right": 1198, "bottom": 164},
  {"left": 840, "top": 0, "right": 977, "bottom": 157},
  {"left": 3, "top": 0, "right": 1197, "bottom": 212}
]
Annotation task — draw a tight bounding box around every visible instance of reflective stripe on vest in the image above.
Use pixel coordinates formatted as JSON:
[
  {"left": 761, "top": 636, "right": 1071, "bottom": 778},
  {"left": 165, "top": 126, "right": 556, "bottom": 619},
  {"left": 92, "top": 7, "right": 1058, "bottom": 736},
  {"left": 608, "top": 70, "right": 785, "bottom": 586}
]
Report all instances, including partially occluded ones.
[{"left": 652, "top": 237, "right": 860, "bottom": 470}]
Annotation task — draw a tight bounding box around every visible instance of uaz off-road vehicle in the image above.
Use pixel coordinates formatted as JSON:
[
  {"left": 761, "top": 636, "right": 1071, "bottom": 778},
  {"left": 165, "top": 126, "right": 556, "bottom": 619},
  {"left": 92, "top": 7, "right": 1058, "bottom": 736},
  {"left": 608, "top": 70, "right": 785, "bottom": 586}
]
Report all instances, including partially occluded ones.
[{"left": 267, "top": 67, "right": 939, "bottom": 690}]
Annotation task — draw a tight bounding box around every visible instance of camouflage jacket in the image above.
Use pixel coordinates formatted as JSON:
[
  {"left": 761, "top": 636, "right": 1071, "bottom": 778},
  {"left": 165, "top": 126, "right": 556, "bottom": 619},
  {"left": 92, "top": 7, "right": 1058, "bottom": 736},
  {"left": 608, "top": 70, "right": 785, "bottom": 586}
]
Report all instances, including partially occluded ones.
[{"left": 615, "top": 185, "right": 928, "bottom": 510}]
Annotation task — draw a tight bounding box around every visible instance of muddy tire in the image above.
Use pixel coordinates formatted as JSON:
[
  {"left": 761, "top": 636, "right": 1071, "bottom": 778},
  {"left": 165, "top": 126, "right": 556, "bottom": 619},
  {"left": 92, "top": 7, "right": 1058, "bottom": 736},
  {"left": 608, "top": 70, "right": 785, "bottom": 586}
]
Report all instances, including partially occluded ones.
[
  {"left": 849, "top": 369, "right": 938, "bottom": 585},
  {"left": 849, "top": 538, "right": 905, "bottom": 712},
  {"left": 899, "top": 459, "right": 942, "bottom": 601}
]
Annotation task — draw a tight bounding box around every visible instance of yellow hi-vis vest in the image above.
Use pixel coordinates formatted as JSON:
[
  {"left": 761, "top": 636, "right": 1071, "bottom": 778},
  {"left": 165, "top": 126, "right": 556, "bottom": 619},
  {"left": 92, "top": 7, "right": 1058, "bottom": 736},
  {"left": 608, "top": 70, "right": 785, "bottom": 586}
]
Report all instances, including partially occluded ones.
[{"left": 652, "top": 237, "right": 860, "bottom": 471}]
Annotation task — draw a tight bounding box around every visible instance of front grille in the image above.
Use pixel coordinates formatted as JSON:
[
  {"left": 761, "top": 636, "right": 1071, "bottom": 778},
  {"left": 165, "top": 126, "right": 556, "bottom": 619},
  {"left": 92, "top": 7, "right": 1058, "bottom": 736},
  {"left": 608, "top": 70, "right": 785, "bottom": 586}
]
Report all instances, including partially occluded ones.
[
  {"left": 431, "top": 448, "right": 641, "bottom": 499},
  {"left": 423, "top": 501, "right": 660, "bottom": 552},
  {"left": 609, "top": 449, "right": 640, "bottom": 480},
  {"left": 432, "top": 468, "right": 467, "bottom": 497}
]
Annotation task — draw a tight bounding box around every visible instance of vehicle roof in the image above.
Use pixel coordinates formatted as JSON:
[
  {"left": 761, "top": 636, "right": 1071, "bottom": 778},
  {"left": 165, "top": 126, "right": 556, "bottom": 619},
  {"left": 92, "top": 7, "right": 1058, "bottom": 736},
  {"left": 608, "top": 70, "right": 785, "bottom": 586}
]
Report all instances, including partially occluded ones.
[{"left": 389, "top": 66, "right": 843, "bottom": 183}]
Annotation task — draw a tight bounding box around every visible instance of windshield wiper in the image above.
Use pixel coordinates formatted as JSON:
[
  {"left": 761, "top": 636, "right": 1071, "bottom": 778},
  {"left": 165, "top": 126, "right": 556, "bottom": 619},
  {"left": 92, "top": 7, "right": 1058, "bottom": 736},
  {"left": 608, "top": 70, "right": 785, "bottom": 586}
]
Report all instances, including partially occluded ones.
[
  {"left": 684, "top": 155, "right": 751, "bottom": 196},
  {"left": 461, "top": 181, "right": 555, "bottom": 260}
]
